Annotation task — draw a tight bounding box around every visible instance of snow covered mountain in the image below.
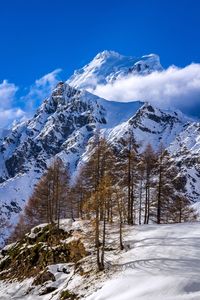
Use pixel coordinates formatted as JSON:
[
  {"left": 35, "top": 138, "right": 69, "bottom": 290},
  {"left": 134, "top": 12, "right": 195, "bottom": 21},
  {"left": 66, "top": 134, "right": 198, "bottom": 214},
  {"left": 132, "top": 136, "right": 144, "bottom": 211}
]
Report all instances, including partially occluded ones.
[
  {"left": 0, "top": 51, "right": 199, "bottom": 241},
  {"left": 67, "top": 50, "right": 163, "bottom": 90},
  {"left": 105, "top": 103, "right": 190, "bottom": 151},
  {"left": 0, "top": 82, "right": 143, "bottom": 235}
]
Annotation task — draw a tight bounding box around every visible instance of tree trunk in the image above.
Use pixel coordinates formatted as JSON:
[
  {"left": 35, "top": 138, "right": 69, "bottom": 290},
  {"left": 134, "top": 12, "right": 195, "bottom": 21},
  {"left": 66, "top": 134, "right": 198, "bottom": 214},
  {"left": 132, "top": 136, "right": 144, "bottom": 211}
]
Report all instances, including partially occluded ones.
[
  {"left": 147, "top": 186, "right": 150, "bottom": 224},
  {"left": 127, "top": 150, "right": 131, "bottom": 224},
  {"left": 144, "top": 181, "right": 148, "bottom": 224},
  {"left": 157, "top": 165, "right": 162, "bottom": 224},
  {"left": 119, "top": 221, "right": 124, "bottom": 250},
  {"left": 95, "top": 204, "right": 101, "bottom": 270},
  {"left": 100, "top": 209, "right": 106, "bottom": 270},
  {"left": 139, "top": 179, "right": 143, "bottom": 225}
]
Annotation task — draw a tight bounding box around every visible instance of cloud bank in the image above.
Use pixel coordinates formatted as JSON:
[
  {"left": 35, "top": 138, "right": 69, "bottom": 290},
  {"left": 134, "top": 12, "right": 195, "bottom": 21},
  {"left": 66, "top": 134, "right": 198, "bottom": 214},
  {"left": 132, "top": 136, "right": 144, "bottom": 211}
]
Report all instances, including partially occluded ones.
[
  {"left": 23, "top": 68, "right": 62, "bottom": 111},
  {"left": 0, "top": 80, "right": 18, "bottom": 109},
  {"left": 0, "top": 69, "right": 62, "bottom": 128},
  {"left": 0, "top": 80, "right": 22, "bottom": 128},
  {"left": 0, "top": 108, "right": 25, "bottom": 129},
  {"left": 1, "top": 63, "right": 200, "bottom": 128},
  {"left": 92, "top": 63, "right": 200, "bottom": 117}
]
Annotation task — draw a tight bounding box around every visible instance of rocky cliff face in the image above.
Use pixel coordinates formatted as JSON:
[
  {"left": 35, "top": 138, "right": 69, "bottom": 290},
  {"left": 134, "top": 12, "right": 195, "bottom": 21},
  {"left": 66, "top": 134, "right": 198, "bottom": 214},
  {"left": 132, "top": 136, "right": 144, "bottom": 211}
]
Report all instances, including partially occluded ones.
[
  {"left": 0, "top": 83, "right": 107, "bottom": 182},
  {"left": 168, "top": 122, "right": 200, "bottom": 202}
]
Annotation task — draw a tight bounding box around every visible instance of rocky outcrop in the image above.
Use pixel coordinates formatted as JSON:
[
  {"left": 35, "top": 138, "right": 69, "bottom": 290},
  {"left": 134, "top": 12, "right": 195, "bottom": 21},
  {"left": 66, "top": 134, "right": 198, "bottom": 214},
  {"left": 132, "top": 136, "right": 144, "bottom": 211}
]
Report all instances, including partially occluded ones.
[
  {"left": 0, "top": 224, "right": 87, "bottom": 280},
  {"left": 33, "top": 269, "right": 56, "bottom": 286}
]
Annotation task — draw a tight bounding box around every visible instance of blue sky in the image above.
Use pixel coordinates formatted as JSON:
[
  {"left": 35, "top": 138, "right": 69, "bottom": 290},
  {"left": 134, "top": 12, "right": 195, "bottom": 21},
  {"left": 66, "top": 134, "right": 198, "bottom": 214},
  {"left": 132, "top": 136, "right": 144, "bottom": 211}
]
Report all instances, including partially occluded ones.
[{"left": 1, "top": 0, "right": 200, "bottom": 127}]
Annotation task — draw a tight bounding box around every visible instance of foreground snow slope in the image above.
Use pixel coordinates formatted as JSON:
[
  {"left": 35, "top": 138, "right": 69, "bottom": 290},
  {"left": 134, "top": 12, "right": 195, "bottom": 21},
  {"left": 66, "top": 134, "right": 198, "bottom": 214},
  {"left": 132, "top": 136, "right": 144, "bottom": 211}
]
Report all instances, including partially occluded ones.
[
  {"left": 1, "top": 222, "right": 200, "bottom": 299},
  {"left": 87, "top": 222, "right": 200, "bottom": 300}
]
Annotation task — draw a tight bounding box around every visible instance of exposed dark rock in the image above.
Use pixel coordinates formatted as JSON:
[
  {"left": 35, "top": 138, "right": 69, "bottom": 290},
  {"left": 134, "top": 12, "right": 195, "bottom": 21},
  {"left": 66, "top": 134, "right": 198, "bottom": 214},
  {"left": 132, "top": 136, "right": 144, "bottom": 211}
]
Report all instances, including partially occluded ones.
[
  {"left": 60, "top": 290, "right": 78, "bottom": 300},
  {"left": 32, "top": 270, "right": 56, "bottom": 286},
  {"left": 5, "top": 154, "right": 25, "bottom": 177},
  {"left": 39, "top": 286, "right": 57, "bottom": 295}
]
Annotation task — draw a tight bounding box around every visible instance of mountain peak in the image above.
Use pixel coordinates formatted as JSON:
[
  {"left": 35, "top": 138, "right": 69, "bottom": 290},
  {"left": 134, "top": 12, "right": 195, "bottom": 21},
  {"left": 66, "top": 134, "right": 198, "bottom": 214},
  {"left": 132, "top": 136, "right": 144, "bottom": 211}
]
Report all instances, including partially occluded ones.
[
  {"left": 94, "top": 50, "right": 122, "bottom": 60},
  {"left": 67, "top": 51, "right": 163, "bottom": 90}
]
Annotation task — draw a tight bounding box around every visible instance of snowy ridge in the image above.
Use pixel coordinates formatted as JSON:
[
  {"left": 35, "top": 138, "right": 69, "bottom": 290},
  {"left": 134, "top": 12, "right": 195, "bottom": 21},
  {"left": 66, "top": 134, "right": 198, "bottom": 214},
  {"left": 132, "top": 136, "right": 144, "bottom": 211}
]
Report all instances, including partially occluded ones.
[{"left": 104, "top": 103, "right": 190, "bottom": 151}]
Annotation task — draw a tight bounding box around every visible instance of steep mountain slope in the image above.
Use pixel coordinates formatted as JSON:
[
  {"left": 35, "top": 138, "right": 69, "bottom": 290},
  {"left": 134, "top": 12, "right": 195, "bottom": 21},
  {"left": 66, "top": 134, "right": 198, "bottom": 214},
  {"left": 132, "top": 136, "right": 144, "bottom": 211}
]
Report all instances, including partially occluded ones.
[
  {"left": 168, "top": 122, "right": 200, "bottom": 201},
  {"left": 67, "top": 50, "right": 163, "bottom": 90},
  {"left": 104, "top": 103, "right": 190, "bottom": 151}
]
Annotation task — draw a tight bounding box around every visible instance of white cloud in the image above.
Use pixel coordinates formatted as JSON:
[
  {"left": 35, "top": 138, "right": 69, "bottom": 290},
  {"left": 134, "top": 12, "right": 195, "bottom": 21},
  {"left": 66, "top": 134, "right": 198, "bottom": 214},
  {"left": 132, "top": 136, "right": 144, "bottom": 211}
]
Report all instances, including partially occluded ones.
[
  {"left": 0, "top": 69, "right": 62, "bottom": 128},
  {"left": 0, "top": 80, "right": 24, "bottom": 128},
  {"left": 0, "top": 80, "right": 18, "bottom": 109},
  {"left": 0, "top": 108, "right": 25, "bottom": 128},
  {"left": 91, "top": 63, "right": 200, "bottom": 117},
  {"left": 23, "top": 69, "right": 62, "bottom": 110},
  {"left": 35, "top": 69, "right": 62, "bottom": 87}
]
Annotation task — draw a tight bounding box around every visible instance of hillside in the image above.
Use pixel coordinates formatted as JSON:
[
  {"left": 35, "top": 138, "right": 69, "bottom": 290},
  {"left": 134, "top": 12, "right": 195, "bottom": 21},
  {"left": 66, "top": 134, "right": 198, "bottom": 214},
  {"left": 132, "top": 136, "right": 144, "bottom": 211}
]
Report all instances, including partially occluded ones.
[
  {"left": 0, "top": 221, "right": 200, "bottom": 299},
  {"left": 87, "top": 222, "right": 200, "bottom": 300}
]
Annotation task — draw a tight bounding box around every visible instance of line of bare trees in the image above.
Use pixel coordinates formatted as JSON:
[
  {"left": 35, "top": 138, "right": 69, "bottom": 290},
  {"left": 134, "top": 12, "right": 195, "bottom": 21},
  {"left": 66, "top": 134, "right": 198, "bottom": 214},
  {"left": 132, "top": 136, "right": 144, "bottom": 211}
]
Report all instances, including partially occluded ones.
[
  {"left": 72, "top": 134, "right": 196, "bottom": 270},
  {"left": 10, "top": 159, "right": 70, "bottom": 241},
  {"left": 9, "top": 133, "right": 197, "bottom": 270}
]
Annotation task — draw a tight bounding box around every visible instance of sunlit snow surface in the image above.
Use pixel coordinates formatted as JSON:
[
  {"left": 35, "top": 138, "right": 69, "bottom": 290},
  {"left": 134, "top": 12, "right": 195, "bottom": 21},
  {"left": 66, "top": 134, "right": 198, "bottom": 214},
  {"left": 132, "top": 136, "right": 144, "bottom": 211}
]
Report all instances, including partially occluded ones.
[
  {"left": 1, "top": 222, "right": 200, "bottom": 299},
  {"left": 86, "top": 223, "right": 200, "bottom": 300}
]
